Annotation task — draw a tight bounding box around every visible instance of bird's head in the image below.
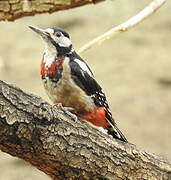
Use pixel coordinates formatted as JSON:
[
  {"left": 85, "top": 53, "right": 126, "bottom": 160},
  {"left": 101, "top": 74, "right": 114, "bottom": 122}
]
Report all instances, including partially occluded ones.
[{"left": 29, "top": 26, "right": 73, "bottom": 57}]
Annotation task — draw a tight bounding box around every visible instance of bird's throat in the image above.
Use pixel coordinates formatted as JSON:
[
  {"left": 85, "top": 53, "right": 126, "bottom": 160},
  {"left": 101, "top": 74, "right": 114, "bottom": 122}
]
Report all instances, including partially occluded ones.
[
  {"left": 41, "top": 56, "right": 64, "bottom": 78},
  {"left": 43, "top": 43, "right": 57, "bottom": 68}
]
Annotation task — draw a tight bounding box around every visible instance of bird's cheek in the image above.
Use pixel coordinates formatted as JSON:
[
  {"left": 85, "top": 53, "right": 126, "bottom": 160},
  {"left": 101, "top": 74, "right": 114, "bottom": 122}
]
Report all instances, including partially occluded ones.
[
  {"left": 50, "top": 35, "right": 59, "bottom": 42},
  {"left": 59, "top": 38, "right": 71, "bottom": 47}
]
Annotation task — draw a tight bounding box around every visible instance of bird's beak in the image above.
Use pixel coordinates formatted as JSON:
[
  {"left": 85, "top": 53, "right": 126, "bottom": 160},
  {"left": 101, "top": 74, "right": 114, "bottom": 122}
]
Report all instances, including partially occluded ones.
[{"left": 29, "top": 26, "right": 49, "bottom": 38}]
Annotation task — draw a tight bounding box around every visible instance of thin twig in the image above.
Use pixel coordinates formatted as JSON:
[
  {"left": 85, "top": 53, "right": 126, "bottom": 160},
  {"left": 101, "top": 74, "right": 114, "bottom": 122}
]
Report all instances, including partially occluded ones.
[{"left": 78, "top": 0, "right": 166, "bottom": 53}]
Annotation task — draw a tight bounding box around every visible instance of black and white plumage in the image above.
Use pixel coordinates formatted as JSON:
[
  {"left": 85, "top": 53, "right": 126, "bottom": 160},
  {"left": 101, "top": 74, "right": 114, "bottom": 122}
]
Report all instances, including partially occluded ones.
[{"left": 29, "top": 26, "right": 127, "bottom": 142}]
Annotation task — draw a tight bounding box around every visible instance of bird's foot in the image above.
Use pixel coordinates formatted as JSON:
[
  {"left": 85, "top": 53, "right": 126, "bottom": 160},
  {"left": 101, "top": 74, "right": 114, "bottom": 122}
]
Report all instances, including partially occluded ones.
[
  {"left": 54, "top": 103, "right": 75, "bottom": 112},
  {"left": 53, "top": 103, "right": 77, "bottom": 121}
]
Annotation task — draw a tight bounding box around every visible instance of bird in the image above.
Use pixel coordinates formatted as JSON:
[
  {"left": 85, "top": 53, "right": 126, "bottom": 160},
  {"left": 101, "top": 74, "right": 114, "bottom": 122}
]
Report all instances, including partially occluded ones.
[{"left": 29, "top": 26, "right": 127, "bottom": 142}]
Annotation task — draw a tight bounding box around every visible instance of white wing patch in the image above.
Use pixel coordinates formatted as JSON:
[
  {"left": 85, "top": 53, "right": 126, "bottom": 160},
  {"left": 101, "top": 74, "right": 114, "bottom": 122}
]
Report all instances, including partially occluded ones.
[{"left": 74, "top": 59, "right": 93, "bottom": 77}]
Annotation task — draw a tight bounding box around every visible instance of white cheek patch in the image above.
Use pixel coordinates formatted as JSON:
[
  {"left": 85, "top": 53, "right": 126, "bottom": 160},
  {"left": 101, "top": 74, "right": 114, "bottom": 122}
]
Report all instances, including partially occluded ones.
[
  {"left": 50, "top": 33, "right": 72, "bottom": 47},
  {"left": 74, "top": 59, "right": 93, "bottom": 77},
  {"left": 58, "top": 36, "right": 72, "bottom": 47}
]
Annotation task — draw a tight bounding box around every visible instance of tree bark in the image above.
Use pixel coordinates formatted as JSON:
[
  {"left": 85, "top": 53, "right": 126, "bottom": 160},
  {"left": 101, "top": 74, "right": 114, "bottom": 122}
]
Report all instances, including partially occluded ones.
[
  {"left": 0, "top": 0, "right": 104, "bottom": 21},
  {"left": 0, "top": 80, "right": 171, "bottom": 180}
]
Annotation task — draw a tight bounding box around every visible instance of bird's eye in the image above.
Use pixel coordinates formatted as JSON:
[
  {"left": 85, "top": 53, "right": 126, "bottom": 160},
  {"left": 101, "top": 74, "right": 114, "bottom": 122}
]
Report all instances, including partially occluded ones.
[{"left": 55, "top": 32, "right": 61, "bottom": 38}]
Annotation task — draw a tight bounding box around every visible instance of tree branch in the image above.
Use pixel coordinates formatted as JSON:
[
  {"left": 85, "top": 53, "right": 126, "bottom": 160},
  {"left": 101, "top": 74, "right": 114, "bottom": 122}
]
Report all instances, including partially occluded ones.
[
  {"left": 0, "top": 0, "right": 104, "bottom": 21},
  {"left": 0, "top": 80, "right": 171, "bottom": 179},
  {"left": 78, "top": 0, "right": 166, "bottom": 53}
]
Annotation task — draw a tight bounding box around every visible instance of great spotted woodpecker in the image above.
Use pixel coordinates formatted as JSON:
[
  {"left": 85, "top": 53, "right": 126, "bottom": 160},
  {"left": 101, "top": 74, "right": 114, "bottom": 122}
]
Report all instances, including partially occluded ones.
[{"left": 29, "top": 26, "right": 127, "bottom": 142}]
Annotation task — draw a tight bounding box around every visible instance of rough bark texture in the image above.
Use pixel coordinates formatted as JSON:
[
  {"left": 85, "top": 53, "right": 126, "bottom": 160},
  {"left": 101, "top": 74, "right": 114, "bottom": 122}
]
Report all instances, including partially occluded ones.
[
  {"left": 0, "top": 0, "right": 104, "bottom": 21},
  {"left": 0, "top": 80, "right": 171, "bottom": 180}
]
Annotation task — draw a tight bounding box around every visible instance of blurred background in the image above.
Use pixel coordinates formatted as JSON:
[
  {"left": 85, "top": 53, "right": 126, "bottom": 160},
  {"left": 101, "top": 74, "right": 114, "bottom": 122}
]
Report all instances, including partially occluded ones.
[{"left": 0, "top": 0, "right": 171, "bottom": 179}]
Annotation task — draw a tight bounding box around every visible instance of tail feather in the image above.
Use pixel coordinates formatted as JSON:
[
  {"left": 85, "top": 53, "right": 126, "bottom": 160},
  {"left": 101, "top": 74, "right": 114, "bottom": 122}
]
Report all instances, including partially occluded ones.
[{"left": 107, "top": 123, "right": 127, "bottom": 142}]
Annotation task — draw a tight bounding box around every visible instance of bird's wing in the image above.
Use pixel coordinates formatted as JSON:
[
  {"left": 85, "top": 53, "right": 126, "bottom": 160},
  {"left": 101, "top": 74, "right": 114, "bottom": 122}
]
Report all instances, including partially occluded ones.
[
  {"left": 69, "top": 58, "right": 101, "bottom": 95},
  {"left": 69, "top": 56, "right": 127, "bottom": 142}
]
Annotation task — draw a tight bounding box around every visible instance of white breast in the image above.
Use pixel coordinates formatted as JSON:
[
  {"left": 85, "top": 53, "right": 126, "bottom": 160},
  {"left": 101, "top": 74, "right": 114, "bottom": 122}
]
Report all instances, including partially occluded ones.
[
  {"left": 43, "top": 57, "right": 95, "bottom": 113},
  {"left": 43, "top": 42, "right": 56, "bottom": 68}
]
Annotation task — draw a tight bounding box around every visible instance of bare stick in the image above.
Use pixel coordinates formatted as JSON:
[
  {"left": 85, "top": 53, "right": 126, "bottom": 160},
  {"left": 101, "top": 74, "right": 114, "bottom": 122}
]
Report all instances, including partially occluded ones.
[{"left": 78, "top": 0, "right": 166, "bottom": 53}]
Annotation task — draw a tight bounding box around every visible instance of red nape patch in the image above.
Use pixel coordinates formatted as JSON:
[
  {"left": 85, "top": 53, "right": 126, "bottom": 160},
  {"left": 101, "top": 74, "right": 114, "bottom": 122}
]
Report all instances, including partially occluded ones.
[{"left": 80, "top": 107, "right": 109, "bottom": 129}]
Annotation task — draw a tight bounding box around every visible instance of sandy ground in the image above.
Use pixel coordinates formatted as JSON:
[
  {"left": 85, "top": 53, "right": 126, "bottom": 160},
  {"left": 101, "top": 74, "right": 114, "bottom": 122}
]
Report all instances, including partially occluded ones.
[{"left": 0, "top": 0, "right": 171, "bottom": 179}]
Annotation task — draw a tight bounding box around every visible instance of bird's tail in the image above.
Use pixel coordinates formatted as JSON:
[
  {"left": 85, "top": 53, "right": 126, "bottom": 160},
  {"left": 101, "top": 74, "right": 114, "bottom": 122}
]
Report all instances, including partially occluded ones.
[{"left": 107, "top": 122, "right": 127, "bottom": 142}]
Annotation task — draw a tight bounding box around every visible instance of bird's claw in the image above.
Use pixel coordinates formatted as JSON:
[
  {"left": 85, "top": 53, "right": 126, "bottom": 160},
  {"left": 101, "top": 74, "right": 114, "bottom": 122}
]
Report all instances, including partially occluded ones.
[{"left": 53, "top": 103, "right": 77, "bottom": 121}]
